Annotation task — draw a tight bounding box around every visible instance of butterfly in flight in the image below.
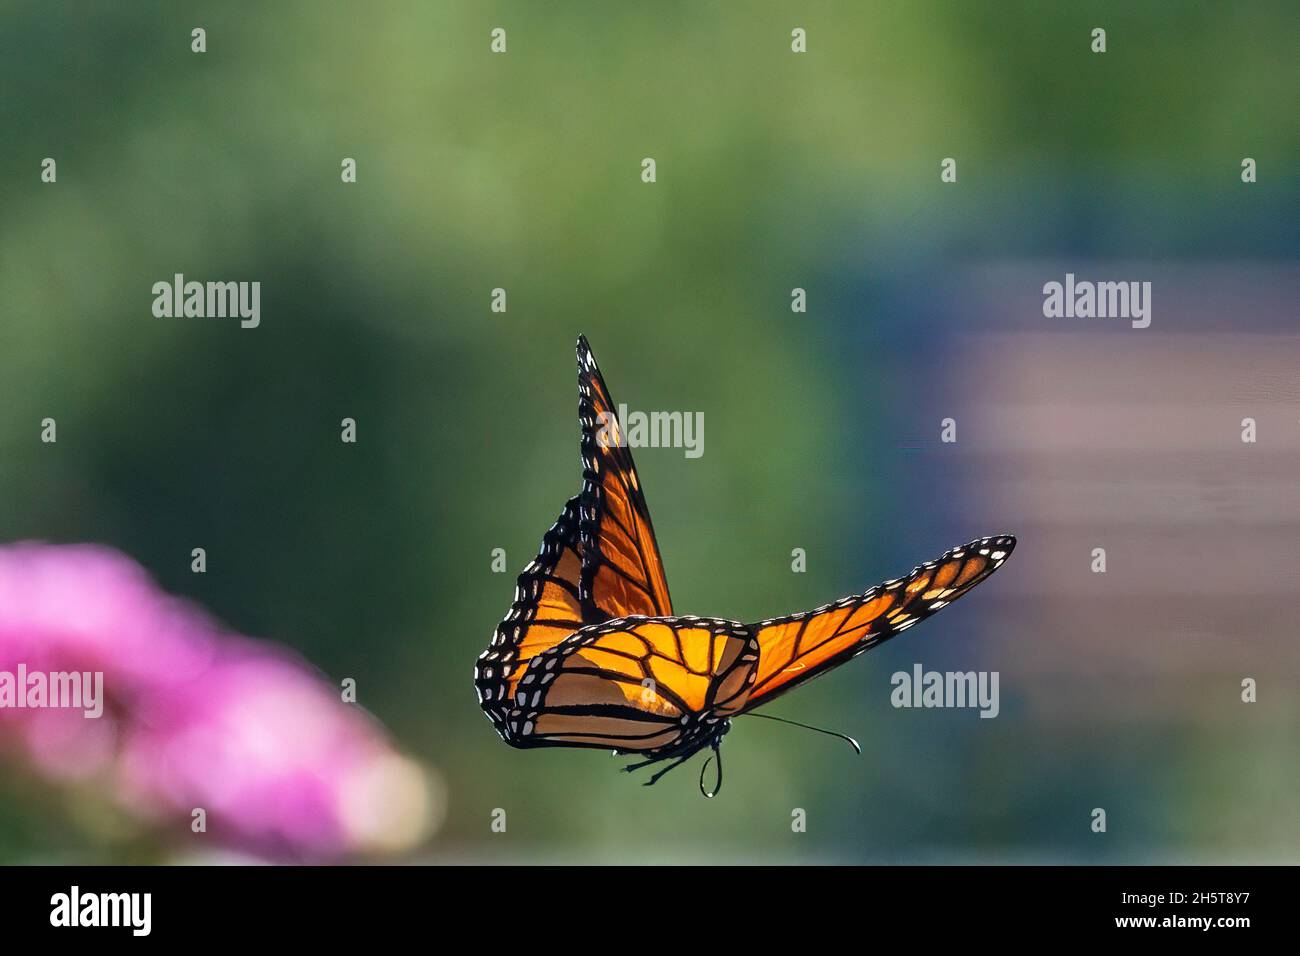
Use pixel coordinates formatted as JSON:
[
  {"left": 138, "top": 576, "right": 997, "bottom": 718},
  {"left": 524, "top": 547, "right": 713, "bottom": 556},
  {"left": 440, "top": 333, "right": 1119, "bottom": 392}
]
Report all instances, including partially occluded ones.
[{"left": 474, "top": 335, "right": 1015, "bottom": 796}]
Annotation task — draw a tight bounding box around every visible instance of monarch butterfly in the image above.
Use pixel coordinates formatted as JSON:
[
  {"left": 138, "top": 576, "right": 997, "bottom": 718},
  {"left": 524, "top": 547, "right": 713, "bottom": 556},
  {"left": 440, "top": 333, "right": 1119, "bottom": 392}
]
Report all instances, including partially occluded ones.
[{"left": 474, "top": 335, "right": 1015, "bottom": 795}]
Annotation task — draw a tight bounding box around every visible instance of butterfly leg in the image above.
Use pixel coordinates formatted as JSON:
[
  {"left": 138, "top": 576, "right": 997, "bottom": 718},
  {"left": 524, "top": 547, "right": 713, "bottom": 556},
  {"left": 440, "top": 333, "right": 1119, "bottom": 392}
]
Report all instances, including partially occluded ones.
[
  {"left": 640, "top": 751, "right": 696, "bottom": 787},
  {"left": 620, "top": 754, "right": 662, "bottom": 773},
  {"left": 621, "top": 739, "right": 690, "bottom": 773}
]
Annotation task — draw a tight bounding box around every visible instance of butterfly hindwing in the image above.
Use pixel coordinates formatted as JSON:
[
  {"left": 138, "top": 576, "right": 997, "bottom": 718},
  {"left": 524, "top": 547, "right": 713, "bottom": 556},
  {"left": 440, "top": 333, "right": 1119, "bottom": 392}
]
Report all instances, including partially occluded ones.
[
  {"left": 741, "top": 534, "right": 1016, "bottom": 711},
  {"left": 576, "top": 336, "right": 674, "bottom": 621},
  {"left": 505, "top": 615, "right": 758, "bottom": 752}
]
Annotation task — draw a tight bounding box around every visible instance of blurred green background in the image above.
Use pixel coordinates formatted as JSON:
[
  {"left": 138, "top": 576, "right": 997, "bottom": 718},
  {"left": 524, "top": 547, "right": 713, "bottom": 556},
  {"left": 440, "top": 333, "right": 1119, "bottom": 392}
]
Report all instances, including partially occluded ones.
[{"left": 1, "top": 1, "right": 1296, "bottom": 862}]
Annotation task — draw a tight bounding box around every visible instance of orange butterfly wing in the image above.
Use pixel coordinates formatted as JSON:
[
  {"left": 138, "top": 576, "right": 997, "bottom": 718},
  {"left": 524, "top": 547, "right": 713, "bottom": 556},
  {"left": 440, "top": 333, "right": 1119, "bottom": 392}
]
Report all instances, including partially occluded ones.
[
  {"left": 478, "top": 337, "right": 675, "bottom": 742},
  {"left": 740, "top": 534, "right": 1015, "bottom": 711},
  {"left": 475, "top": 496, "right": 587, "bottom": 738},
  {"left": 505, "top": 616, "right": 757, "bottom": 752},
  {"left": 576, "top": 336, "right": 673, "bottom": 621}
]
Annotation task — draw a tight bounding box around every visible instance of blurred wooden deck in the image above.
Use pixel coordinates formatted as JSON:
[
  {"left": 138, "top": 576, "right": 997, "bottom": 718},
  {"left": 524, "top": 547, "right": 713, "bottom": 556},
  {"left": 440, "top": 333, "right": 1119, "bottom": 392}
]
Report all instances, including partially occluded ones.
[{"left": 952, "top": 328, "right": 1300, "bottom": 726}]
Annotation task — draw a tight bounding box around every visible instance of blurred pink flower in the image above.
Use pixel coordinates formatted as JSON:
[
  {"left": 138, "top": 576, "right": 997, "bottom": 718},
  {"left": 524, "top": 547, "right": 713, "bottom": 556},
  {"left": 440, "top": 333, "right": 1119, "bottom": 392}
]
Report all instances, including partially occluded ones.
[{"left": 0, "top": 542, "right": 435, "bottom": 859}]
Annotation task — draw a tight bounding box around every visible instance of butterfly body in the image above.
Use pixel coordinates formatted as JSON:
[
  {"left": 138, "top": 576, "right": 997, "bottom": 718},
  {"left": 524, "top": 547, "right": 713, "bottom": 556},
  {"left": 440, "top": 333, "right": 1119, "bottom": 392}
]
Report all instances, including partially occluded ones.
[{"left": 475, "top": 335, "right": 1015, "bottom": 794}]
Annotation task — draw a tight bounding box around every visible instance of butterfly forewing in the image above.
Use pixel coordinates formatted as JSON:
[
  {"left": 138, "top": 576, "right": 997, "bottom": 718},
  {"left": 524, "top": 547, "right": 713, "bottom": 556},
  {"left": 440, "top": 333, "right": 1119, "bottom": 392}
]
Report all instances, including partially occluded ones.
[
  {"left": 741, "top": 534, "right": 1016, "bottom": 710},
  {"left": 576, "top": 336, "right": 674, "bottom": 620},
  {"left": 478, "top": 337, "right": 679, "bottom": 744},
  {"left": 475, "top": 496, "right": 588, "bottom": 738}
]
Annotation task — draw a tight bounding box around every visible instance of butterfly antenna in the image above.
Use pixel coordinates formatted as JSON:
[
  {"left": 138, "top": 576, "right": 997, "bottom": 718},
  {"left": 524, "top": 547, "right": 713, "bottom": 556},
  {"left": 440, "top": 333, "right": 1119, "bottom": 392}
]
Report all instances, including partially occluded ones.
[
  {"left": 747, "top": 712, "right": 861, "bottom": 755},
  {"left": 699, "top": 742, "right": 723, "bottom": 798}
]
